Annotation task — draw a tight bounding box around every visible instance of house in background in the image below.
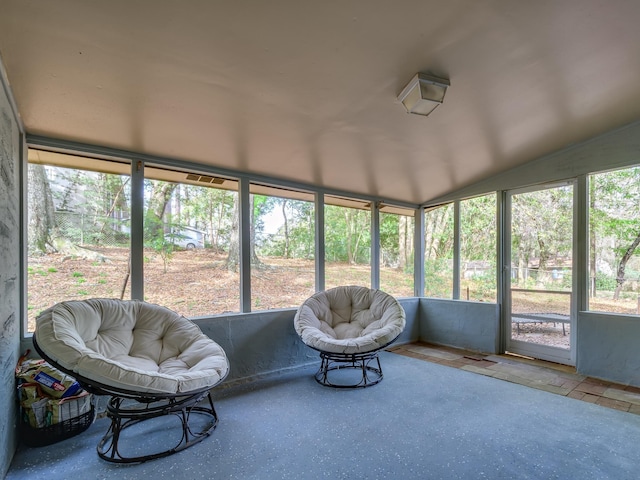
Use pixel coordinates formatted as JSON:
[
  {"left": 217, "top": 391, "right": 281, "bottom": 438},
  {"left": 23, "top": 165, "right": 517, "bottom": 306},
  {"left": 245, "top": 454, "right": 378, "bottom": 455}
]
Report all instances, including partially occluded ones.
[{"left": 2, "top": 1, "right": 640, "bottom": 476}]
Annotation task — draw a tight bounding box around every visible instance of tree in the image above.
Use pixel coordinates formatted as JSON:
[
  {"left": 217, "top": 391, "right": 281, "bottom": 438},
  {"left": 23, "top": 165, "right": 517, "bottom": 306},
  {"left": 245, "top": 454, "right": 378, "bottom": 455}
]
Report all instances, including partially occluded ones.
[
  {"left": 380, "top": 212, "right": 414, "bottom": 271},
  {"left": 144, "top": 180, "right": 178, "bottom": 273},
  {"left": 281, "top": 199, "right": 290, "bottom": 258},
  {"left": 614, "top": 231, "right": 640, "bottom": 300},
  {"left": 145, "top": 180, "right": 177, "bottom": 237},
  {"left": 27, "top": 164, "right": 56, "bottom": 254},
  {"left": 283, "top": 201, "right": 314, "bottom": 258},
  {"left": 424, "top": 204, "right": 453, "bottom": 261},
  {"left": 590, "top": 167, "right": 640, "bottom": 300},
  {"left": 226, "top": 194, "right": 263, "bottom": 271},
  {"left": 589, "top": 178, "right": 598, "bottom": 296},
  {"left": 324, "top": 205, "right": 370, "bottom": 264},
  {"left": 97, "top": 174, "right": 130, "bottom": 244},
  {"left": 398, "top": 215, "right": 413, "bottom": 272},
  {"left": 511, "top": 187, "right": 573, "bottom": 284}
]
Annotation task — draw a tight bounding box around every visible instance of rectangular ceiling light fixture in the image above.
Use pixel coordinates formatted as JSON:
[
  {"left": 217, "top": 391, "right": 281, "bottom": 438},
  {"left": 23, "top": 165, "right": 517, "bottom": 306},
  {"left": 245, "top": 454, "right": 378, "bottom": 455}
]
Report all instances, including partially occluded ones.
[{"left": 397, "top": 73, "right": 450, "bottom": 117}]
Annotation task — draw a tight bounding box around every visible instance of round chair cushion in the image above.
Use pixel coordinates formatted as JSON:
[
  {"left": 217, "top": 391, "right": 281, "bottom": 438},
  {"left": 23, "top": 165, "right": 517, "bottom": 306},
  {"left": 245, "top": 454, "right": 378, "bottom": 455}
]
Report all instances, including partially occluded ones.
[
  {"left": 35, "top": 299, "right": 229, "bottom": 394},
  {"left": 294, "top": 286, "right": 406, "bottom": 354}
]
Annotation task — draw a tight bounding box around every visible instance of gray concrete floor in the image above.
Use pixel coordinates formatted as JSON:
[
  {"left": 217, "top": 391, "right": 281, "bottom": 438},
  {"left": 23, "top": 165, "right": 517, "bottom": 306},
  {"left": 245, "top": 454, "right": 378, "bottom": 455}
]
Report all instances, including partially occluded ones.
[{"left": 8, "top": 350, "right": 640, "bottom": 479}]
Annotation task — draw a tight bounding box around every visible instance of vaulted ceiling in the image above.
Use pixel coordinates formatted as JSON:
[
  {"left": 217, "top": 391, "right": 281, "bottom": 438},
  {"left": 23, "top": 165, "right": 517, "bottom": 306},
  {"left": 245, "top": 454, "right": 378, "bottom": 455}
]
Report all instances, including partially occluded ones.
[{"left": 2, "top": 0, "right": 640, "bottom": 205}]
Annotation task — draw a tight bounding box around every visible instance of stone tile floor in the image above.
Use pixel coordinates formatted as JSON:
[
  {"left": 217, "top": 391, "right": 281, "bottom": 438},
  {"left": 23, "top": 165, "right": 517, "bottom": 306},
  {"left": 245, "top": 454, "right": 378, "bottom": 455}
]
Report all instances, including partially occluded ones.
[{"left": 389, "top": 342, "right": 640, "bottom": 415}]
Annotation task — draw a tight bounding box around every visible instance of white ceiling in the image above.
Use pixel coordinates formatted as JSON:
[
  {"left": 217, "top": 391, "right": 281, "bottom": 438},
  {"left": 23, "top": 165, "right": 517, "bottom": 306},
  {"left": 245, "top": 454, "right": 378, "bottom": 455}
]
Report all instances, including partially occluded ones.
[{"left": 2, "top": 0, "right": 640, "bottom": 205}]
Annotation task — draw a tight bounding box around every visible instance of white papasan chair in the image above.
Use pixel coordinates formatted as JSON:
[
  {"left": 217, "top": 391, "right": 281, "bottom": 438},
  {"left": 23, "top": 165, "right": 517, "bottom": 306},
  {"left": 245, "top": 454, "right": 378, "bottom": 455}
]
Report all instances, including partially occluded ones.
[
  {"left": 33, "top": 298, "right": 229, "bottom": 463},
  {"left": 294, "top": 286, "right": 406, "bottom": 388}
]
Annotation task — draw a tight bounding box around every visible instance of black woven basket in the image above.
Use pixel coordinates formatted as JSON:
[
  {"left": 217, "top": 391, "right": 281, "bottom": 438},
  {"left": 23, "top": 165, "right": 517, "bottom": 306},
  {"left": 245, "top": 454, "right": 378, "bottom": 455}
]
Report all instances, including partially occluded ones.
[{"left": 19, "top": 405, "right": 95, "bottom": 448}]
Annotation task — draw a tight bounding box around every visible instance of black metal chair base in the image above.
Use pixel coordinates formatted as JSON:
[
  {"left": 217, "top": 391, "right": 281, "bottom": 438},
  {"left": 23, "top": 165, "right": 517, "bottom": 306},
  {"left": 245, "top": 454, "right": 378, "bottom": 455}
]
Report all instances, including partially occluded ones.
[
  {"left": 315, "top": 351, "right": 384, "bottom": 388},
  {"left": 97, "top": 389, "right": 219, "bottom": 464}
]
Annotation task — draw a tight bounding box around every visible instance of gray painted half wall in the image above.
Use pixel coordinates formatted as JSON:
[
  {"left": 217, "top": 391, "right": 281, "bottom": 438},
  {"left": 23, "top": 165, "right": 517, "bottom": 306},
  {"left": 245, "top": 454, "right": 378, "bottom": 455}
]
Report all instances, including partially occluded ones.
[
  {"left": 18, "top": 298, "right": 419, "bottom": 387},
  {"left": 16, "top": 296, "right": 640, "bottom": 420},
  {"left": 194, "top": 298, "right": 420, "bottom": 384},
  {"left": 577, "top": 312, "right": 640, "bottom": 386},
  {"left": 419, "top": 298, "right": 501, "bottom": 354}
]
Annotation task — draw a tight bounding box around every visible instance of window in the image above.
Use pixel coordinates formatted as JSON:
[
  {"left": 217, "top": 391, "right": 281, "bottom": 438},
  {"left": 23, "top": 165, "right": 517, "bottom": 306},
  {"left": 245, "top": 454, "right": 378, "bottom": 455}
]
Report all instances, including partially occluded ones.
[
  {"left": 26, "top": 148, "right": 427, "bottom": 332},
  {"left": 379, "top": 209, "right": 415, "bottom": 297},
  {"left": 324, "top": 197, "right": 371, "bottom": 289},
  {"left": 250, "top": 184, "right": 315, "bottom": 310},
  {"left": 26, "top": 150, "right": 131, "bottom": 332},
  {"left": 142, "top": 166, "right": 239, "bottom": 316},
  {"left": 589, "top": 166, "right": 640, "bottom": 314},
  {"left": 424, "top": 203, "right": 454, "bottom": 298},
  {"left": 459, "top": 194, "right": 497, "bottom": 301}
]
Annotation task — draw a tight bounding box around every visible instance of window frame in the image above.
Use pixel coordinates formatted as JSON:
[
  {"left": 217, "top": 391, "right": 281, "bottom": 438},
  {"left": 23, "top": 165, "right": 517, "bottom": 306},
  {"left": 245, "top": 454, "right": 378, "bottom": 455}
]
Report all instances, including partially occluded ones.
[{"left": 23, "top": 144, "right": 420, "bottom": 334}]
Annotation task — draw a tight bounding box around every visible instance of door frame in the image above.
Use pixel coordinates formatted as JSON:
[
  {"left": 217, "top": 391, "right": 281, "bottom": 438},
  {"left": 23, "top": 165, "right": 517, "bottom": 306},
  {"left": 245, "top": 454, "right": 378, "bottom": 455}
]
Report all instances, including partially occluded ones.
[{"left": 502, "top": 181, "right": 577, "bottom": 366}]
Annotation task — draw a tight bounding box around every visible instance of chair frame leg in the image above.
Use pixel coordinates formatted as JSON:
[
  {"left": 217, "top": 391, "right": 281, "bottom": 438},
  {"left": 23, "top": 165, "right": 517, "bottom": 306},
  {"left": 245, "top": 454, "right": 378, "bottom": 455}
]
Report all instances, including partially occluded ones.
[
  {"left": 97, "top": 390, "right": 219, "bottom": 464},
  {"left": 314, "top": 351, "right": 384, "bottom": 388}
]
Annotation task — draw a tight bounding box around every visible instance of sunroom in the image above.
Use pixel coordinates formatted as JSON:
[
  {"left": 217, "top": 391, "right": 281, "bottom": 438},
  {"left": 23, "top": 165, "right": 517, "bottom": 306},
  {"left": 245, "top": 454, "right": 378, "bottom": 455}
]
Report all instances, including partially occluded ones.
[{"left": 2, "top": 1, "right": 640, "bottom": 478}]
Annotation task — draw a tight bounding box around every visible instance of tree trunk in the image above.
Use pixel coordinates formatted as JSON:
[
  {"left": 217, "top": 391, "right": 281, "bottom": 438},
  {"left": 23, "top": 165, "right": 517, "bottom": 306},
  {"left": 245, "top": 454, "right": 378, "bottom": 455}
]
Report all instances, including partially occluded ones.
[
  {"left": 27, "top": 164, "right": 56, "bottom": 254},
  {"left": 145, "top": 182, "right": 177, "bottom": 239},
  {"left": 398, "top": 215, "right": 407, "bottom": 270},
  {"left": 226, "top": 194, "right": 262, "bottom": 271},
  {"left": 59, "top": 170, "right": 82, "bottom": 211},
  {"left": 249, "top": 195, "right": 261, "bottom": 265},
  {"left": 214, "top": 192, "right": 227, "bottom": 253},
  {"left": 613, "top": 231, "right": 640, "bottom": 300},
  {"left": 99, "top": 176, "right": 130, "bottom": 239},
  {"left": 282, "top": 199, "right": 290, "bottom": 258},
  {"left": 589, "top": 179, "right": 597, "bottom": 297},
  {"left": 227, "top": 196, "right": 240, "bottom": 271},
  {"left": 344, "top": 209, "right": 354, "bottom": 264},
  {"left": 537, "top": 237, "right": 550, "bottom": 283},
  {"left": 120, "top": 254, "right": 131, "bottom": 300}
]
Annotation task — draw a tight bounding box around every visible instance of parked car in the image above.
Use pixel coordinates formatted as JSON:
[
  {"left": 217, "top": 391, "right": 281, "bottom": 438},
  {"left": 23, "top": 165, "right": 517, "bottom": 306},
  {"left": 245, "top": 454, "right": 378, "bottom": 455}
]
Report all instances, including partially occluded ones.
[{"left": 166, "top": 227, "right": 205, "bottom": 249}]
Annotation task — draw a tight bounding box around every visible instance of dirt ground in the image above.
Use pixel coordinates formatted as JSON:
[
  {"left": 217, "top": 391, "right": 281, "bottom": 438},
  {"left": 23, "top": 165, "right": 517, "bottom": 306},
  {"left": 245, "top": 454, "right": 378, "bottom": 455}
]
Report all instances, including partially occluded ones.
[
  {"left": 26, "top": 247, "right": 414, "bottom": 331},
  {"left": 511, "top": 322, "right": 571, "bottom": 349},
  {"left": 27, "top": 247, "right": 637, "bottom": 352}
]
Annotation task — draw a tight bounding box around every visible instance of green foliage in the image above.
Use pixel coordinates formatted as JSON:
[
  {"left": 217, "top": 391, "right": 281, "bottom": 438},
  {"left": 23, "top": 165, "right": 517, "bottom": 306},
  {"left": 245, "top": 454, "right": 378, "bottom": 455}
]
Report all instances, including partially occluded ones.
[
  {"left": 72, "top": 271, "right": 84, "bottom": 277},
  {"left": 460, "top": 194, "right": 496, "bottom": 261},
  {"left": 425, "top": 204, "right": 454, "bottom": 261},
  {"left": 590, "top": 166, "right": 640, "bottom": 296},
  {"left": 424, "top": 258, "right": 453, "bottom": 297},
  {"left": 147, "top": 236, "right": 175, "bottom": 273},
  {"left": 512, "top": 186, "right": 573, "bottom": 274},
  {"left": 595, "top": 273, "right": 617, "bottom": 291},
  {"left": 29, "top": 267, "right": 49, "bottom": 276},
  {"left": 324, "top": 205, "right": 371, "bottom": 264},
  {"left": 143, "top": 204, "right": 175, "bottom": 272},
  {"left": 256, "top": 197, "right": 315, "bottom": 259},
  {"left": 380, "top": 214, "right": 399, "bottom": 259}
]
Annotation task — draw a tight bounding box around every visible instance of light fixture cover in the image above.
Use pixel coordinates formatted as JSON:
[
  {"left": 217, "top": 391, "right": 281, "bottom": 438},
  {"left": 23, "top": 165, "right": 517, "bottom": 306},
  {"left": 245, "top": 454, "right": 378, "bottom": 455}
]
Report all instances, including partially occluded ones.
[{"left": 398, "top": 73, "right": 450, "bottom": 116}]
